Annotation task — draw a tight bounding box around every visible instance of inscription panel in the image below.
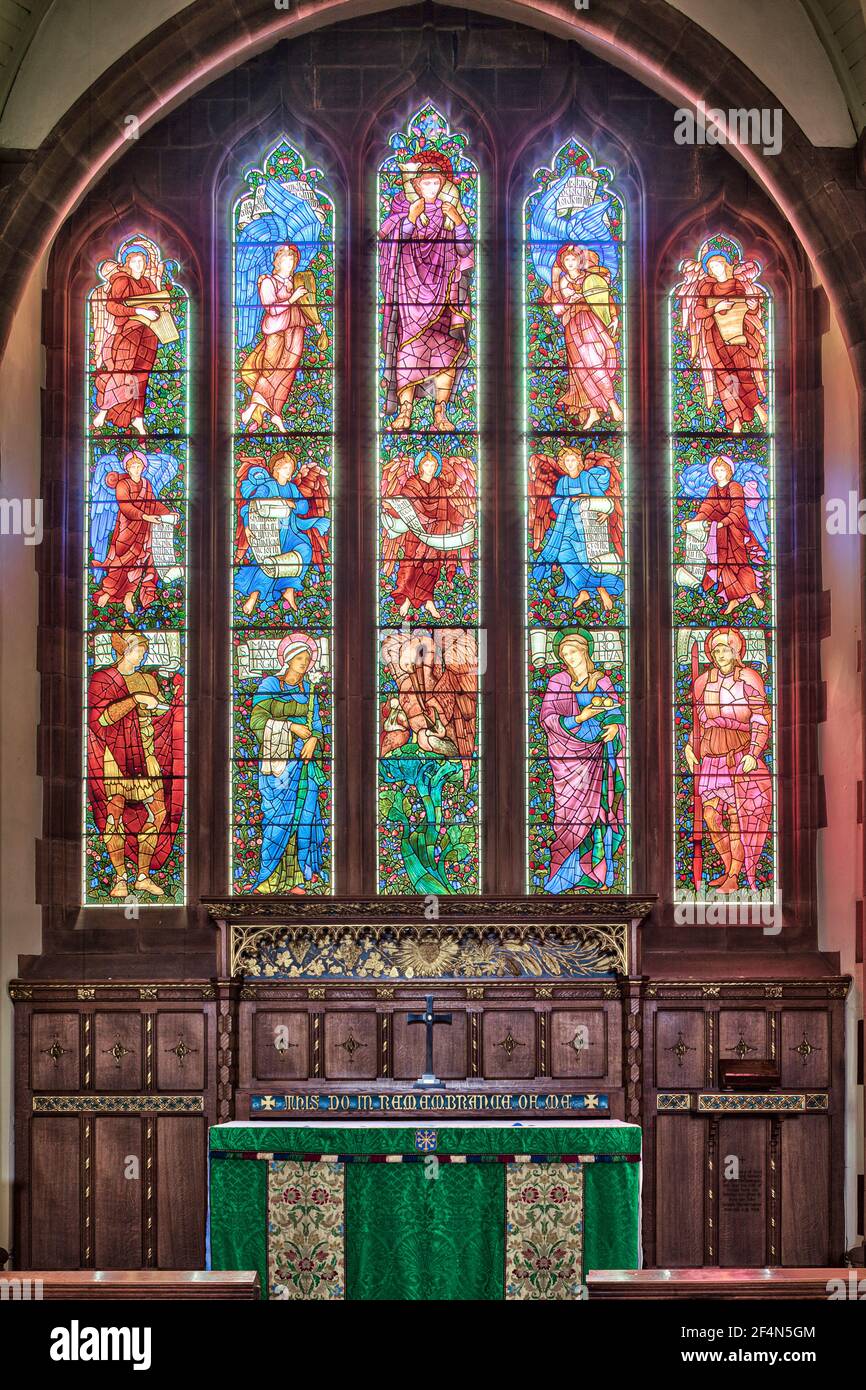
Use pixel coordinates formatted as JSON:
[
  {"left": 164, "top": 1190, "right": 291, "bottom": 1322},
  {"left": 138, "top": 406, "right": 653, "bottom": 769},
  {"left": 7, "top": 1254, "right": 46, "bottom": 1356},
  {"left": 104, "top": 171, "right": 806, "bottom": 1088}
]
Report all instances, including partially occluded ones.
[{"left": 717, "top": 1117, "right": 768, "bottom": 1267}]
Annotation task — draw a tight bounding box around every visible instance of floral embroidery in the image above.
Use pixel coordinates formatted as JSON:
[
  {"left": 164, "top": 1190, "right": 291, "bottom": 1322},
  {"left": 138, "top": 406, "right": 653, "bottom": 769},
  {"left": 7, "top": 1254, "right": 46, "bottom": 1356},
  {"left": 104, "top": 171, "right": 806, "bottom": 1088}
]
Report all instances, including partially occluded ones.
[
  {"left": 268, "top": 1159, "right": 345, "bottom": 1299},
  {"left": 506, "top": 1163, "right": 584, "bottom": 1300}
]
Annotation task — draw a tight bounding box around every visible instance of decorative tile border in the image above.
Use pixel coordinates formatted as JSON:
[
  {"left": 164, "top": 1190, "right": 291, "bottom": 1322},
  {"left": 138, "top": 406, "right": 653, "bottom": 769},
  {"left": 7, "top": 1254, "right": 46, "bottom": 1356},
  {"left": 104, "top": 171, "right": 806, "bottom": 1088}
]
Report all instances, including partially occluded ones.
[
  {"left": 250, "top": 1091, "right": 608, "bottom": 1116},
  {"left": 33, "top": 1094, "right": 204, "bottom": 1114},
  {"left": 657, "top": 1091, "right": 830, "bottom": 1113}
]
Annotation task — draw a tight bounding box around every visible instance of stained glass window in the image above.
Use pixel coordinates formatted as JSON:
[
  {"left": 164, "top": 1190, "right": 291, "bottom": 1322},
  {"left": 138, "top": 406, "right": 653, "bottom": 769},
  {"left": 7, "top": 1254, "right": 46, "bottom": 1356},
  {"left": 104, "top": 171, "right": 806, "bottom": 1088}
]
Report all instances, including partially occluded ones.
[
  {"left": 670, "top": 235, "right": 776, "bottom": 905},
  {"left": 84, "top": 235, "right": 189, "bottom": 904},
  {"left": 229, "top": 140, "right": 334, "bottom": 895},
  {"left": 376, "top": 103, "right": 481, "bottom": 894},
  {"left": 524, "top": 141, "right": 630, "bottom": 894}
]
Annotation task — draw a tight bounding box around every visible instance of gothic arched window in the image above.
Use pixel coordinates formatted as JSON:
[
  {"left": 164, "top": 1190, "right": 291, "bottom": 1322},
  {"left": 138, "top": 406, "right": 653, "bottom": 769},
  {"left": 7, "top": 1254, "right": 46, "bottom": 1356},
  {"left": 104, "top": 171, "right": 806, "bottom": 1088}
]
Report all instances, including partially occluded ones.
[
  {"left": 229, "top": 140, "right": 335, "bottom": 897},
  {"left": 670, "top": 235, "right": 776, "bottom": 905},
  {"left": 523, "top": 140, "right": 629, "bottom": 896}
]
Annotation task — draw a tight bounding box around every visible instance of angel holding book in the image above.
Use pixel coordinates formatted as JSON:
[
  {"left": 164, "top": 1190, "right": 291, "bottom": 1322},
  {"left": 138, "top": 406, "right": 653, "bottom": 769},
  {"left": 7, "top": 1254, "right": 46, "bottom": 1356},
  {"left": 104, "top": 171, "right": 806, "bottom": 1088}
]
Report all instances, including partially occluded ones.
[
  {"left": 235, "top": 179, "right": 329, "bottom": 433},
  {"left": 676, "top": 246, "right": 769, "bottom": 433}
]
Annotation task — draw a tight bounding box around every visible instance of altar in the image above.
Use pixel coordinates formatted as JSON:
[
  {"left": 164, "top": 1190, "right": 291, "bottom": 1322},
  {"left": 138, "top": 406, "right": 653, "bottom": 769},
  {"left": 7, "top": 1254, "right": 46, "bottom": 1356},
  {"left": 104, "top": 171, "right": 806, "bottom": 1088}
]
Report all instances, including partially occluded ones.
[{"left": 208, "top": 1119, "right": 641, "bottom": 1300}]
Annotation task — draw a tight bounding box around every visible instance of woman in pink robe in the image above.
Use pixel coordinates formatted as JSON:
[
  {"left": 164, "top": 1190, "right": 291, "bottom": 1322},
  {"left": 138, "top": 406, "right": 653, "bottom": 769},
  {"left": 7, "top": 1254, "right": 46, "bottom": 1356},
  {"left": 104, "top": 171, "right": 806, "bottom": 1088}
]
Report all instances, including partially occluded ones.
[{"left": 543, "top": 244, "right": 623, "bottom": 430}]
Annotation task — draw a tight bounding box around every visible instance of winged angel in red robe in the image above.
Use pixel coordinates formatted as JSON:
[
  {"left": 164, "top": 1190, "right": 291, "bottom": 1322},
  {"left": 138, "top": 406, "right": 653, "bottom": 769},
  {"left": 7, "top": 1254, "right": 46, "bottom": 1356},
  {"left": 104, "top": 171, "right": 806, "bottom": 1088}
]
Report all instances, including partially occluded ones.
[
  {"left": 92, "top": 239, "right": 174, "bottom": 435},
  {"left": 380, "top": 628, "right": 478, "bottom": 788},
  {"left": 87, "top": 631, "right": 184, "bottom": 900},
  {"left": 676, "top": 246, "right": 768, "bottom": 433},
  {"left": 381, "top": 448, "right": 476, "bottom": 619}
]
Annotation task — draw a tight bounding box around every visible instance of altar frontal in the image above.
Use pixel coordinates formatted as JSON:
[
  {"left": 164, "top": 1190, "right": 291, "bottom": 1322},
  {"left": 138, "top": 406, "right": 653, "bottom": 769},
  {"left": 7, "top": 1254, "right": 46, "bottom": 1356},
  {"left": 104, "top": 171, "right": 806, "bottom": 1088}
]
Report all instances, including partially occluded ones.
[{"left": 209, "top": 1119, "right": 641, "bottom": 1300}]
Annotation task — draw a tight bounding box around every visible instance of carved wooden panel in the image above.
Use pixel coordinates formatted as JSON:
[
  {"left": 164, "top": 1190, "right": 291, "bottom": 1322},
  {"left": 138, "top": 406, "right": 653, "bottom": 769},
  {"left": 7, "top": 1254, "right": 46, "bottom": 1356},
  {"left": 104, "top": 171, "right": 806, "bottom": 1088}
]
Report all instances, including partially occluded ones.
[
  {"left": 252, "top": 1010, "right": 310, "bottom": 1081},
  {"left": 654, "top": 1009, "right": 705, "bottom": 1089},
  {"left": 323, "top": 1011, "right": 378, "bottom": 1080},
  {"left": 654, "top": 1114, "right": 705, "bottom": 1266},
  {"left": 392, "top": 1010, "right": 468, "bottom": 1081},
  {"left": 717, "top": 1117, "right": 768, "bottom": 1267},
  {"left": 155, "top": 1117, "right": 207, "bottom": 1269},
  {"left": 92, "top": 1116, "right": 144, "bottom": 1269},
  {"left": 30, "top": 1012, "right": 80, "bottom": 1092},
  {"left": 155, "top": 1012, "right": 206, "bottom": 1091},
  {"left": 779, "top": 1010, "right": 830, "bottom": 1088},
  {"left": 93, "top": 1011, "right": 143, "bottom": 1091},
  {"left": 481, "top": 1010, "right": 536, "bottom": 1080},
  {"left": 549, "top": 1007, "right": 612, "bottom": 1080},
  {"left": 717, "top": 1010, "right": 769, "bottom": 1065},
  {"left": 29, "top": 1116, "right": 81, "bottom": 1268}
]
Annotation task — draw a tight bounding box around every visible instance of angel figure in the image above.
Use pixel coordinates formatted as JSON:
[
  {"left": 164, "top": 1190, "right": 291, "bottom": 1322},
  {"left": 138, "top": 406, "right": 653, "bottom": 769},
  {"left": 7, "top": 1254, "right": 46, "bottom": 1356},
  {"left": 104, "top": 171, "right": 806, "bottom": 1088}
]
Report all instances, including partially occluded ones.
[
  {"left": 90, "top": 450, "right": 180, "bottom": 614},
  {"left": 676, "top": 246, "right": 768, "bottom": 432},
  {"left": 530, "top": 446, "right": 623, "bottom": 612},
  {"left": 381, "top": 448, "right": 476, "bottom": 618},
  {"left": 543, "top": 244, "right": 623, "bottom": 428},
  {"left": 678, "top": 454, "right": 767, "bottom": 615},
  {"left": 379, "top": 629, "right": 477, "bottom": 788},
  {"left": 92, "top": 240, "right": 176, "bottom": 435},
  {"left": 234, "top": 451, "right": 329, "bottom": 616},
  {"left": 379, "top": 149, "right": 473, "bottom": 433}
]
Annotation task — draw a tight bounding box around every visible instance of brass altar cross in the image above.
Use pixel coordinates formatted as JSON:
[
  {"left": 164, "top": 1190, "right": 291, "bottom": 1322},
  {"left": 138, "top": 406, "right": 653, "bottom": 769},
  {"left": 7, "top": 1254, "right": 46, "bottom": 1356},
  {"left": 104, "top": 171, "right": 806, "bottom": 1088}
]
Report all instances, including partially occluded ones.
[{"left": 408, "top": 995, "right": 452, "bottom": 1091}]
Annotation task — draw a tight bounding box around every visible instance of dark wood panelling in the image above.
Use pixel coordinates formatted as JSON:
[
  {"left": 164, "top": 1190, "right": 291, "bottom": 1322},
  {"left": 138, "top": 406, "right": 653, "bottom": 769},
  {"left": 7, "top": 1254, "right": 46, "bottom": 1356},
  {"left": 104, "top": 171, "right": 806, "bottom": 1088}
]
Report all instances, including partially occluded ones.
[
  {"left": 92, "top": 1116, "right": 144, "bottom": 1269},
  {"left": 392, "top": 1010, "right": 468, "bottom": 1081},
  {"left": 717, "top": 1118, "right": 768, "bottom": 1267},
  {"left": 718, "top": 1010, "right": 769, "bottom": 1064},
  {"left": 93, "top": 1012, "right": 143, "bottom": 1091},
  {"left": 323, "top": 1011, "right": 378, "bottom": 1080},
  {"left": 155, "top": 1012, "right": 206, "bottom": 1091},
  {"left": 30, "top": 1117, "right": 81, "bottom": 1269},
  {"left": 550, "top": 1008, "right": 612, "bottom": 1080},
  {"left": 481, "top": 1010, "right": 536, "bottom": 1080},
  {"left": 780, "top": 1117, "right": 831, "bottom": 1265},
  {"left": 780, "top": 1010, "right": 830, "bottom": 1088},
  {"left": 155, "top": 1118, "right": 207, "bottom": 1269},
  {"left": 252, "top": 1010, "right": 309, "bottom": 1081},
  {"left": 654, "top": 1010, "right": 705, "bottom": 1089},
  {"left": 655, "top": 1114, "right": 705, "bottom": 1267},
  {"left": 30, "top": 1013, "right": 80, "bottom": 1091}
]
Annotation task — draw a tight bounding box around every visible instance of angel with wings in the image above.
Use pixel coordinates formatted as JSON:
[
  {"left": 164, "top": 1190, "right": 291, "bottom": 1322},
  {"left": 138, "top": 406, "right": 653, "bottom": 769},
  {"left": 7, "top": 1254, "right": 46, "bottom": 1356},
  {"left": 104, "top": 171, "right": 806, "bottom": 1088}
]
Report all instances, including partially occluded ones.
[
  {"left": 530, "top": 446, "right": 624, "bottom": 613},
  {"left": 381, "top": 448, "right": 476, "bottom": 619},
  {"left": 90, "top": 450, "right": 180, "bottom": 613},
  {"left": 678, "top": 454, "right": 767, "bottom": 615},
  {"left": 234, "top": 450, "right": 329, "bottom": 616},
  {"left": 542, "top": 244, "right": 623, "bottom": 428},
  {"left": 235, "top": 181, "right": 329, "bottom": 433},
  {"left": 92, "top": 239, "right": 174, "bottom": 435},
  {"left": 676, "top": 246, "right": 768, "bottom": 433},
  {"left": 379, "top": 629, "right": 477, "bottom": 789}
]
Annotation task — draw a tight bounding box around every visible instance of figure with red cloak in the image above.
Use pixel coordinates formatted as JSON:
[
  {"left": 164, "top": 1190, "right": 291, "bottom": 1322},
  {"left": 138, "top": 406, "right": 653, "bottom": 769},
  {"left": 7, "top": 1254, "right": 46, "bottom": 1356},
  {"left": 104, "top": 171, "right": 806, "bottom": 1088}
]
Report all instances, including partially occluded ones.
[
  {"left": 543, "top": 244, "right": 623, "bottom": 429},
  {"left": 87, "top": 631, "right": 185, "bottom": 899},
  {"left": 684, "top": 627, "right": 772, "bottom": 893},
  {"left": 92, "top": 246, "right": 163, "bottom": 435},
  {"left": 92, "top": 451, "right": 179, "bottom": 614},
  {"left": 379, "top": 149, "right": 473, "bottom": 433},
  {"left": 677, "top": 246, "right": 769, "bottom": 433},
  {"left": 381, "top": 448, "right": 476, "bottom": 618},
  {"left": 681, "top": 455, "right": 766, "bottom": 615}
]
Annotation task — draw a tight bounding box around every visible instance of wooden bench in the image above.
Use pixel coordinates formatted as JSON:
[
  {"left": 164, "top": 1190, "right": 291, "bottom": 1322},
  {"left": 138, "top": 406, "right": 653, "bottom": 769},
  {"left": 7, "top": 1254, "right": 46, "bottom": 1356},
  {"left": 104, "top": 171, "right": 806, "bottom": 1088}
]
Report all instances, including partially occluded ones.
[
  {"left": 587, "top": 1268, "right": 859, "bottom": 1300},
  {"left": 0, "top": 1271, "right": 260, "bottom": 1300}
]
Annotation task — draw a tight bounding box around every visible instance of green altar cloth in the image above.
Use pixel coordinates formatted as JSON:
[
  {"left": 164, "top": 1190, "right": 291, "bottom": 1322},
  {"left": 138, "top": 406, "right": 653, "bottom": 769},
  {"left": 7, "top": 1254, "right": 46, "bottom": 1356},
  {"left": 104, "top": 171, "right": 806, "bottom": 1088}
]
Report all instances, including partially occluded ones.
[{"left": 208, "top": 1120, "right": 641, "bottom": 1301}]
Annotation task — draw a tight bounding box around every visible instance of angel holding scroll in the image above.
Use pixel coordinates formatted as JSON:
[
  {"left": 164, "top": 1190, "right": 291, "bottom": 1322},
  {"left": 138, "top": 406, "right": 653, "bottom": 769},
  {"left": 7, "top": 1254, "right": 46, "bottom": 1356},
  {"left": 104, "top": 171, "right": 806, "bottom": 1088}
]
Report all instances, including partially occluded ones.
[
  {"left": 379, "top": 149, "right": 473, "bottom": 433},
  {"left": 678, "top": 454, "right": 767, "bottom": 615},
  {"left": 235, "top": 178, "right": 329, "bottom": 433},
  {"left": 530, "top": 446, "right": 624, "bottom": 613},
  {"left": 92, "top": 242, "right": 177, "bottom": 435},
  {"left": 90, "top": 450, "right": 180, "bottom": 614},
  {"left": 381, "top": 448, "right": 476, "bottom": 619},
  {"left": 676, "top": 246, "right": 769, "bottom": 433},
  {"left": 234, "top": 451, "right": 329, "bottom": 616}
]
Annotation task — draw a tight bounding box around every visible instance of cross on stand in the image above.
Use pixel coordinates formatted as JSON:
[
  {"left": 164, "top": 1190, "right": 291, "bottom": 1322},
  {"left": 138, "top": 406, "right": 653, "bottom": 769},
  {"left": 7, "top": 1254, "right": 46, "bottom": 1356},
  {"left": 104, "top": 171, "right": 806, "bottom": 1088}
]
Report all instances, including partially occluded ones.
[{"left": 408, "top": 995, "right": 452, "bottom": 1091}]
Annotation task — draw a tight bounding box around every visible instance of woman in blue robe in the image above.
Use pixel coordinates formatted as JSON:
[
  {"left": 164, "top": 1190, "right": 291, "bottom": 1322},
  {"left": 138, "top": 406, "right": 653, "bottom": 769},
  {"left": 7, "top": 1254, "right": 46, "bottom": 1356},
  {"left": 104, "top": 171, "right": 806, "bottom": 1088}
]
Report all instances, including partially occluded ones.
[{"left": 249, "top": 634, "right": 326, "bottom": 894}]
